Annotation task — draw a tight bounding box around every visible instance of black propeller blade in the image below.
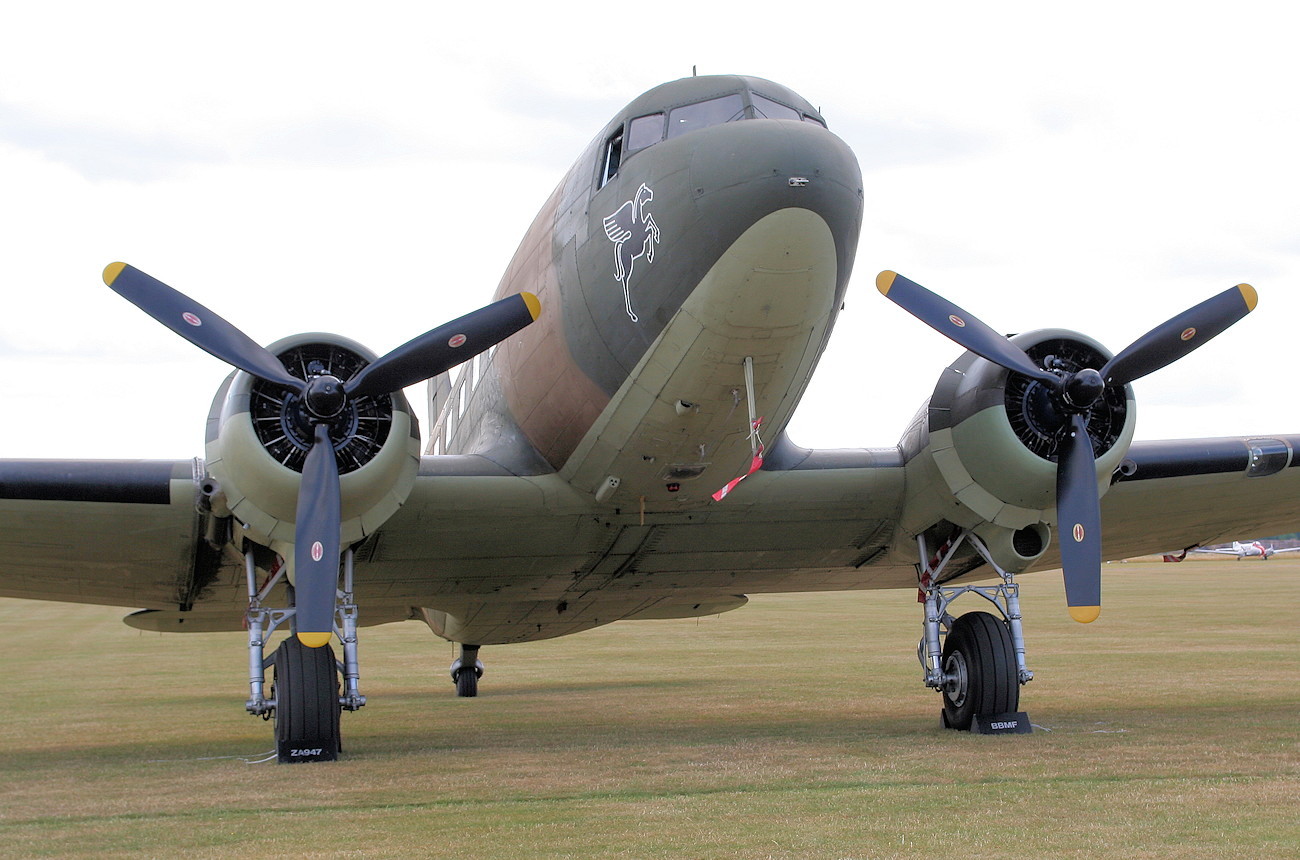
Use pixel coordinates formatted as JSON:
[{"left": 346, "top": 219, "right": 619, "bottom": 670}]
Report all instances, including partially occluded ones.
[
  {"left": 1055, "top": 413, "right": 1102, "bottom": 623},
  {"left": 875, "top": 271, "right": 1058, "bottom": 384},
  {"left": 105, "top": 263, "right": 541, "bottom": 646},
  {"left": 1100, "top": 284, "right": 1257, "bottom": 387},
  {"left": 103, "top": 263, "right": 305, "bottom": 391},
  {"left": 293, "top": 424, "right": 343, "bottom": 647},
  {"left": 346, "top": 292, "right": 541, "bottom": 398},
  {"left": 878, "top": 270, "right": 1256, "bottom": 622}
]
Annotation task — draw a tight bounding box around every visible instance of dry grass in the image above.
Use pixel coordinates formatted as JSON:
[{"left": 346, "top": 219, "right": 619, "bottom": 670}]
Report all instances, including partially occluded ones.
[{"left": 1, "top": 560, "right": 1297, "bottom": 858}]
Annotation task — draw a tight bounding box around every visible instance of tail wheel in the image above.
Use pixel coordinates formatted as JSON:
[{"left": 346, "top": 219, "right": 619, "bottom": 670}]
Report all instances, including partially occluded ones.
[
  {"left": 274, "top": 637, "right": 341, "bottom": 763},
  {"left": 940, "top": 611, "right": 1018, "bottom": 730}
]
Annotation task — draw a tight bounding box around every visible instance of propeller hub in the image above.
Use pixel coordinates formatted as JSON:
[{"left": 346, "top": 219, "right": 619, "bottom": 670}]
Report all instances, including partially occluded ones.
[
  {"left": 1062, "top": 368, "right": 1105, "bottom": 410},
  {"left": 303, "top": 374, "right": 347, "bottom": 420},
  {"left": 1004, "top": 337, "right": 1128, "bottom": 464}
]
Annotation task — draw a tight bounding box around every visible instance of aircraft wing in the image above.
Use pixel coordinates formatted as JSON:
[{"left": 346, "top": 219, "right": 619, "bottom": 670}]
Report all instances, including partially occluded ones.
[
  {"left": 0, "top": 460, "right": 211, "bottom": 609},
  {"left": 363, "top": 434, "right": 1300, "bottom": 643},
  {"left": 4, "top": 434, "right": 1297, "bottom": 645},
  {"left": 732, "top": 435, "right": 1300, "bottom": 574},
  {"left": 1095, "top": 437, "right": 1300, "bottom": 561}
]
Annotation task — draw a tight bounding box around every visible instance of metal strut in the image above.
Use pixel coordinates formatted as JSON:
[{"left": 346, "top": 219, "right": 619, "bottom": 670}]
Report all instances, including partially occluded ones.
[
  {"left": 916, "top": 530, "right": 1034, "bottom": 691},
  {"left": 245, "top": 550, "right": 287, "bottom": 716},
  {"left": 244, "top": 546, "right": 366, "bottom": 716},
  {"left": 337, "top": 549, "right": 366, "bottom": 711}
]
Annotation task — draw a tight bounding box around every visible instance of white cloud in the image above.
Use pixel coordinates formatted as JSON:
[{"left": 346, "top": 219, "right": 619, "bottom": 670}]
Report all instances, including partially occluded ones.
[{"left": 0, "top": 1, "right": 1296, "bottom": 457}]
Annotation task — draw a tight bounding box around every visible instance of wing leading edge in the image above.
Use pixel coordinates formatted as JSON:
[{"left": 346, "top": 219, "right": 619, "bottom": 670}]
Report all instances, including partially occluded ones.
[
  {"left": 1096, "top": 436, "right": 1300, "bottom": 561},
  {"left": 3, "top": 436, "right": 1299, "bottom": 641}
]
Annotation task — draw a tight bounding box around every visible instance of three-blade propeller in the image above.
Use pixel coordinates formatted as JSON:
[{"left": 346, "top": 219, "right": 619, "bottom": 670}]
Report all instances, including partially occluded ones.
[
  {"left": 105, "top": 262, "right": 540, "bottom": 646},
  {"left": 877, "top": 270, "right": 1257, "bottom": 622}
]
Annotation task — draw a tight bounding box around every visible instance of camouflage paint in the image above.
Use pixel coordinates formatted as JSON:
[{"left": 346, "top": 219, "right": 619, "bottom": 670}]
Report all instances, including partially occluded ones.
[{"left": 486, "top": 75, "right": 863, "bottom": 471}]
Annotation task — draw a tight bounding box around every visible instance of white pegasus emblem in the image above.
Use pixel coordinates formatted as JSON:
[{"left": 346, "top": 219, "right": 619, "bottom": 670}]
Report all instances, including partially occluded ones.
[{"left": 602, "top": 183, "right": 660, "bottom": 322}]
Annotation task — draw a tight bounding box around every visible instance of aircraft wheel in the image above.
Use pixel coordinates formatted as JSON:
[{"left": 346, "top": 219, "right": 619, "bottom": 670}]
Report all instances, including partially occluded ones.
[
  {"left": 274, "top": 637, "right": 341, "bottom": 763},
  {"left": 941, "top": 611, "right": 1018, "bottom": 730},
  {"left": 454, "top": 666, "right": 479, "bottom": 698}
]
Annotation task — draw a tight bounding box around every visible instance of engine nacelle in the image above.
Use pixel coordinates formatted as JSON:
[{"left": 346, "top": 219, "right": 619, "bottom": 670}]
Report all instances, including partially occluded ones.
[
  {"left": 906, "top": 328, "right": 1136, "bottom": 548},
  {"left": 204, "top": 333, "right": 421, "bottom": 551}
]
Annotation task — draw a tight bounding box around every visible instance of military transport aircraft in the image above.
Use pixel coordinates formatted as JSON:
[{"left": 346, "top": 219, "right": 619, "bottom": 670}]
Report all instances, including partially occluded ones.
[{"left": 3, "top": 74, "right": 1299, "bottom": 762}]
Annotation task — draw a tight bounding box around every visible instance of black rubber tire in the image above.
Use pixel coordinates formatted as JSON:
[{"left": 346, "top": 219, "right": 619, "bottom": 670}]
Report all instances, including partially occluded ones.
[
  {"left": 455, "top": 667, "right": 479, "bottom": 698},
  {"left": 940, "top": 611, "right": 1018, "bottom": 731},
  {"left": 273, "top": 638, "right": 341, "bottom": 763}
]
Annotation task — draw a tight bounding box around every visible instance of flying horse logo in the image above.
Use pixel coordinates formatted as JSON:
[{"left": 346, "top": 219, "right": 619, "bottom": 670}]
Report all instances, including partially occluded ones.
[{"left": 602, "top": 183, "right": 660, "bottom": 322}]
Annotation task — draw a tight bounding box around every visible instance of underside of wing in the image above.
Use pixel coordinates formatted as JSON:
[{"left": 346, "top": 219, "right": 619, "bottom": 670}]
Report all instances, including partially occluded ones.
[
  {"left": 7, "top": 436, "right": 1298, "bottom": 647},
  {"left": 1050, "top": 436, "right": 1300, "bottom": 568},
  {"left": 0, "top": 460, "right": 211, "bottom": 608},
  {"left": 324, "top": 450, "right": 915, "bottom": 645}
]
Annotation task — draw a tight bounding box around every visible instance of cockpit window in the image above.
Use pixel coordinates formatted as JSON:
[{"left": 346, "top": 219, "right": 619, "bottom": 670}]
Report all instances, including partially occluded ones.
[
  {"left": 600, "top": 90, "right": 826, "bottom": 187},
  {"left": 667, "top": 93, "right": 745, "bottom": 139},
  {"left": 627, "top": 113, "right": 665, "bottom": 152},
  {"left": 750, "top": 93, "right": 801, "bottom": 121},
  {"left": 599, "top": 128, "right": 623, "bottom": 188}
]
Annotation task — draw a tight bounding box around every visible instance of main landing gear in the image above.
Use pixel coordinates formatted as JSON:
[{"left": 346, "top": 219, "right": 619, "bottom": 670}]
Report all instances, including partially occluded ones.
[
  {"left": 450, "top": 644, "right": 483, "bottom": 698},
  {"left": 244, "top": 547, "right": 366, "bottom": 763},
  {"left": 916, "top": 530, "right": 1034, "bottom": 732}
]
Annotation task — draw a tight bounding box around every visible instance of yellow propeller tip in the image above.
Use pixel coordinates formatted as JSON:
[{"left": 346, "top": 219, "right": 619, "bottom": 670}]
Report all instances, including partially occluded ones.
[
  {"left": 1068, "top": 605, "right": 1101, "bottom": 624},
  {"left": 297, "top": 631, "right": 332, "bottom": 648},
  {"left": 103, "top": 262, "right": 127, "bottom": 286},
  {"left": 875, "top": 271, "right": 897, "bottom": 295},
  {"left": 1237, "top": 283, "right": 1258, "bottom": 312},
  {"left": 520, "top": 291, "right": 542, "bottom": 321}
]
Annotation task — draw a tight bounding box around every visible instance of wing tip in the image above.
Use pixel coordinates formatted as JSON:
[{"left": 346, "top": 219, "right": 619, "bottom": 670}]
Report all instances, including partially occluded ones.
[{"left": 876, "top": 270, "right": 897, "bottom": 295}]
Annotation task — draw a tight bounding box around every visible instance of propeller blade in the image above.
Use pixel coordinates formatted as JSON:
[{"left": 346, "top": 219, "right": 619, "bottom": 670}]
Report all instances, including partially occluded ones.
[
  {"left": 876, "top": 271, "right": 1057, "bottom": 384},
  {"left": 104, "top": 263, "right": 303, "bottom": 391},
  {"left": 1100, "top": 284, "right": 1257, "bottom": 387},
  {"left": 1056, "top": 413, "right": 1102, "bottom": 623},
  {"left": 346, "top": 292, "right": 541, "bottom": 398},
  {"left": 293, "top": 424, "right": 342, "bottom": 648}
]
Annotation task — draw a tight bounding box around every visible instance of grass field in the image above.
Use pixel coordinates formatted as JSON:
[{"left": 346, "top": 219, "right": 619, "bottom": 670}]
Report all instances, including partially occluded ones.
[{"left": 1, "top": 560, "right": 1297, "bottom": 858}]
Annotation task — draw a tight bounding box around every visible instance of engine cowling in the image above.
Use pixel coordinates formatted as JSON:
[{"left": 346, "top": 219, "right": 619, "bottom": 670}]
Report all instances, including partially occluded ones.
[
  {"left": 930, "top": 328, "right": 1137, "bottom": 528},
  {"left": 203, "top": 333, "right": 421, "bottom": 551},
  {"left": 913, "top": 327, "right": 1136, "bottom": 545},
  {"left": 882, "top": 269, "right": 1255, "bottom": 615}
]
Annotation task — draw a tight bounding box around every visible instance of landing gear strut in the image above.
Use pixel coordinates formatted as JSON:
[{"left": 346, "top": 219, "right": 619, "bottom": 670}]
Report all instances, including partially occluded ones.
[
  {"left": 916, "top": 530, "right": 1033, "bottom": 732},
  {"left": 244, "top": 546, "right": 366, "bottom": 762}
]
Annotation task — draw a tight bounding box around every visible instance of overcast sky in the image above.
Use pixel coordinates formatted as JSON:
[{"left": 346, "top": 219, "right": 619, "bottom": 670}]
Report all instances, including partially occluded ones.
[{"left": 2, "top": 3, "right": 1296, "bottom": 459}]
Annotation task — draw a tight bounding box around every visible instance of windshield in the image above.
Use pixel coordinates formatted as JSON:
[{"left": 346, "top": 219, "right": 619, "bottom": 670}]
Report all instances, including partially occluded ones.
[{"left": 601, "top": 88, "right": 826, "bottom": 186}]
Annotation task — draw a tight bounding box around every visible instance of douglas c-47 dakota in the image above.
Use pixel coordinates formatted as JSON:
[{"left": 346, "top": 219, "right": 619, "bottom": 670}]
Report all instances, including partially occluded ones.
[{"left": 2, "top": 75, "right": 1297, "bottom": 762}]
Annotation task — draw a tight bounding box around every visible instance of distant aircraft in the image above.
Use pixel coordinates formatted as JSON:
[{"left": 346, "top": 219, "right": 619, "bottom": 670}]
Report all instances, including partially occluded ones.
[
  {"left": 1193, "top": 540, "right": 1300, "bottom": 560},
  {"left": 3, "top": 74, "right": 1298, "bottom": 761}
]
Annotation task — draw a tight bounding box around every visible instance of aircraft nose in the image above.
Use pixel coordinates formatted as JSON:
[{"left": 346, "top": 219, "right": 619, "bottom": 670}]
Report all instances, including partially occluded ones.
[
  {"left": 688, "top": 119, "right": 863, "bottom": 277},
  {"left": 689, "top": 120, "right": 861, "bottom": 210}
]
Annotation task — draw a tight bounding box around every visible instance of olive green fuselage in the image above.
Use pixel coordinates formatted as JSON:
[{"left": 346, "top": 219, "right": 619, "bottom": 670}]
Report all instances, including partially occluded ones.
[{"left": 432, "top": 75, "right": 863, "bottom": 508}]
